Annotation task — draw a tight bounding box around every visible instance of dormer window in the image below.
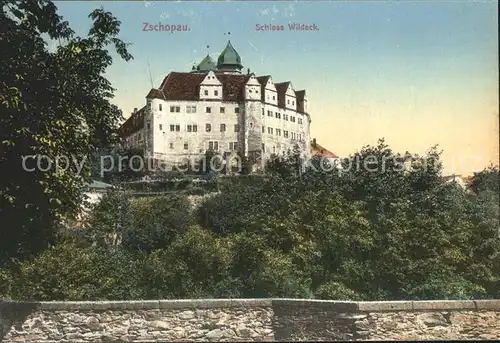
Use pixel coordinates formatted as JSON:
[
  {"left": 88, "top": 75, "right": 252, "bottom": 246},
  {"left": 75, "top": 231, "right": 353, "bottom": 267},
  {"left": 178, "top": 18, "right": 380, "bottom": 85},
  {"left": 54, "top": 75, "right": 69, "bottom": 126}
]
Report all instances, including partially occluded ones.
[{"left": 204, "top": 90, "right": 209, "bottom": 96}]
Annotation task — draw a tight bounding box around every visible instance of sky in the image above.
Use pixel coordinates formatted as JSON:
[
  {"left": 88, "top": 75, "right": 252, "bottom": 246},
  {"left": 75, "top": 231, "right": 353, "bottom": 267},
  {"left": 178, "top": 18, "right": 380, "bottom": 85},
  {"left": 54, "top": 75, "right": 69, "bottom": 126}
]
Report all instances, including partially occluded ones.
[{"left": 52, "top": 0, "right": 498, "bottom": 175}]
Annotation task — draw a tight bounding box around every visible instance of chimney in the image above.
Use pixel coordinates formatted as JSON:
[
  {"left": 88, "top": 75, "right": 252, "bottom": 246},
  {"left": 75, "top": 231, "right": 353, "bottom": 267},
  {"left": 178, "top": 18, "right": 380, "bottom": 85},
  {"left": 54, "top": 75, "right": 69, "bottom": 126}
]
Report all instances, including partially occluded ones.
[
  {"left": 247, "top": 68, "right": 250, "bottom": 75},
  {"left": 133, "top": 108, "right": 137, "bottom": 113},
  {"left": 312, "top": 138, "right": 317, "bottom": 147}
]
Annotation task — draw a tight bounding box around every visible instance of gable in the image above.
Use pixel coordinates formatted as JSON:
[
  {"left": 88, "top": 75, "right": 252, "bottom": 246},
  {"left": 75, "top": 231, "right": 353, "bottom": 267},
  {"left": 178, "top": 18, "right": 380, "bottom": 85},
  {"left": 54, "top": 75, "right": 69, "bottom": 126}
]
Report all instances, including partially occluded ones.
[{"left": 200, "top": 71, "right": 222, "bottom": 86}]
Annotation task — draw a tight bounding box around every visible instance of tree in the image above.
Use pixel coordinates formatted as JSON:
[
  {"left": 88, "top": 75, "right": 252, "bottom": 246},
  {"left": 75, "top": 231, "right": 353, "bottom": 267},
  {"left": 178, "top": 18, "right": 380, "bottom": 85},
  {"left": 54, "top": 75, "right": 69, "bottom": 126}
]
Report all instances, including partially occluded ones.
[
  {"left": 87, "top": 189, "right": 134, "bottom": 248},
  {"left": 0, "top": 1, "right": 132, "bottom": 263},
  {"left": 266, "top": 144, "right": 304, "bottom": 179},
  {"left": 468, "top": 165, "right": 500, "bottom": 195},
  {"left": 11, "top": 243, "right": 145, "bottom": 300}
]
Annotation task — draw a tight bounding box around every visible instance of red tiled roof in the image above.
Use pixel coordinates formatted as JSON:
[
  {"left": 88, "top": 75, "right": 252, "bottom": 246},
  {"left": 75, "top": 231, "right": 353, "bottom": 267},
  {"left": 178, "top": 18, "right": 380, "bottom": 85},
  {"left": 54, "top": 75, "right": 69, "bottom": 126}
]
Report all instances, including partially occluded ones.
[
  {"left": 118, "top": 106, "right": 146, "bottom": 137},
  {"left": 150, "top": 72, "right": 252, "bottom": 102},
  {"left": 311, "top": 141, "right": 338, "bottom": 158},
  {"left": 158, "top": 72, "right": 206, "bottom": 101},
  {"left": 120, "top": 71, "right": 310, "bottom": 137},
  {"left": 146, "top": 88, "right": 166, "bottom": 100},
  {"left": 274, "top": 82, "right": 291, "bottom": 108},
  {"left": 215, "top": 73, "right": 252, "bottom": 101}
]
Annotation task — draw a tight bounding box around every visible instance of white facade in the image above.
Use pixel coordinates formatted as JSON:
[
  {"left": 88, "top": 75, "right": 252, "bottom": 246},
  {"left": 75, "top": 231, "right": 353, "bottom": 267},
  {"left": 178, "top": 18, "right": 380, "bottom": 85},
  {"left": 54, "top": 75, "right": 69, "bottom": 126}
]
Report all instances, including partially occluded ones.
[{"left": 120, "top": 42, "right": 311, "bottom": 171}]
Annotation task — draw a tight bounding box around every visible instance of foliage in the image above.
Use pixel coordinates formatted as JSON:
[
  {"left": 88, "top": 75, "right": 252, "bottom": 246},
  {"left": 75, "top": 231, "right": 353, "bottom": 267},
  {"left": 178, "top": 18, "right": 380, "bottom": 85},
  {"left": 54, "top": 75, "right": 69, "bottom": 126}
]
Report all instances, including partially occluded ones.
[
  {"left": 122, "top": 195, "right": 193, "bottom": 253},
  {"left": 141, "top": 226, "right": 236, "bottom": 299},
  {"left": 0, "top": 0, "right": 132, "bottom": 262},
  {"left": 87, "top": 189, "right": 134, "bottom": 247},
  {"left": 97, "top": 146, "right": 148, "bottom": 183},
  {"left": 11, "top": 243, "right": 144, "bottom": 300}
]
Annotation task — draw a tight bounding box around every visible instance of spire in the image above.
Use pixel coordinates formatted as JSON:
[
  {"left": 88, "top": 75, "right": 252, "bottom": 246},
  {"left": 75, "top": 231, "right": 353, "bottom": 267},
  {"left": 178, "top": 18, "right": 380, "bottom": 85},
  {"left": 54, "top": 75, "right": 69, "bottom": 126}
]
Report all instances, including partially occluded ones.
[
  {"left": 192, "top": 53, "right": 216, "bottom": 73},
  {"left": 216, "top": 39, "right": 243, "bottom": 73}
]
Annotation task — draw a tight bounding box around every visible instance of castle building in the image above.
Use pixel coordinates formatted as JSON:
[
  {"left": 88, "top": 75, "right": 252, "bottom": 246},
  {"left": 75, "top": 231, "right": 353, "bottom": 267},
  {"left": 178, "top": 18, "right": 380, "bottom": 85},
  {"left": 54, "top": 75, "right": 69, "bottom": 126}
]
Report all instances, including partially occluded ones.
[{"left": 119, "top": 40, "right": 312, "bottom": 171}]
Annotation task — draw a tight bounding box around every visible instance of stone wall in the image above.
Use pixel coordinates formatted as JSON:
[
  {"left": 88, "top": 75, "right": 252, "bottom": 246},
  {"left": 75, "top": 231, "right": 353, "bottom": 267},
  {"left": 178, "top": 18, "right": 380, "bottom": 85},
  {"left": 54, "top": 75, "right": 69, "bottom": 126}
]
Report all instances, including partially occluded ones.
[{"left": 1, "top": 299, "right": 499, "bottom": 342}]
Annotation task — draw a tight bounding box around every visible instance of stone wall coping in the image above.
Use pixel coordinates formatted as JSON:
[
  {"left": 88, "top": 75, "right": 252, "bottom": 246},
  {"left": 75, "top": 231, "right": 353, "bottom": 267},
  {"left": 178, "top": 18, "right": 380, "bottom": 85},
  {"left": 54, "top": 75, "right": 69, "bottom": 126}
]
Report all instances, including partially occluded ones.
[{"left": 1, "top": 299, "right": 499, "bottom": 312}]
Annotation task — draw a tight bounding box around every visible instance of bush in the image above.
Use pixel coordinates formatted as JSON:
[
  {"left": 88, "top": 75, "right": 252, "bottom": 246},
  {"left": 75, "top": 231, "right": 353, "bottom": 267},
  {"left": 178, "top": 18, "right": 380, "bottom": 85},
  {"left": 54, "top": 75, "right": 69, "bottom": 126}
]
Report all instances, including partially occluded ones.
[
  {"left": 122, "top": 195, "right": 193, "bottom": 253},
  {"left": 184, "top": 185, "right": 208, "bottom": 196},
  {"left": 11, "top": 244, "right": 145, "bottom": 300}
]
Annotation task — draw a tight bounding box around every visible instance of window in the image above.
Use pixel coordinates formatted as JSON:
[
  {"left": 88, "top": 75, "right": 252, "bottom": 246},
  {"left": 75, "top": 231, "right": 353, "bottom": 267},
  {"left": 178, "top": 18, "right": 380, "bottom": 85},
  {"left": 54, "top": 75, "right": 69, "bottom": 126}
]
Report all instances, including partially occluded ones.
[
  {"left": 206, "top": 107, "right": 212, "bottom": 113},
  {"left": 170, "top": 106, "right": 180, "bottom": 112},
  {"left": 159, "top": 124, "right": 163, "bottom": 131},
  {"left": 220, "top": 107, "right": 225, "bottom": 113},
  {"left": 193, "top": 125, "right": 198, "bottom": 132},
  {"left": 235, "top": 107, "right": 240, "bottom": 114},
  {"left": 284, "top": 114, "right": 288, "bottom": 121},
  {"left": 298, "top": 118, "right": 303, "bottom": 124},
  {"left": 234, "top": 124, "right": 239, "bottom": 132},
  {"left": 291, "top": 116, "right": 296, "bottom": 122},
  {"left": 186, "top": 106, "right": 197, "bottom": 113},
  {"left": 184, "top": 142, "right": 188, "bottom": 150},
  {"left": 147, "top": 122, "right": 151, "bottom": 130},
  {"left": 169, "top": 143, "right": 174, "bottom": 149},
  {"left": 267, "top": 110, "right": 272, "bottom": 117},
  {"left": 262, "top": 143, "right": 265, "bottom": 152},
  {"left": 159, "top": 104, "right": 162, "bottom": 111},
  {"left": 187, "top": 125, "right": 193, "bottom": 132},
  {"left": 250, "top": 122, "right": 254, "bottom": 129},
  {"left": 204, "top": 90, "right": 208, "bottom": 96},
  {"left": 214, "top": 90, "right": 218, "bottom": 96},
  {"left": 272, "top": 95, "right": 275, "bottom": 100},
  {"left": 275, "top": 112, "right": 281, "bottom": 119},
  {"left": 262, "top": 108, "right": 264, "bottom": 115},
  {"left": 276, "top": 129, "right": 281, "bottom": 136},
  {"left": 229, "top": 142, "right": 238, "bottom": 151},
  {"left": 268, "top": 127, "right": 273, "bottom": 134},
  {"left": 284, "top": 130, "right": 289, "bottom": 138},
  {"left": 292, "top": 101, "right": 295, "bottom": 106},
  {"left": 287, "top": 99, "right": 290, "bottom": 105},
  {"left": 170, "top": 125, "right": 175, "bottom": 132},
  {"left": 220, "top": 124, "right": 226, "bottom": 132},
  {"left": 206, "top": 123, "right": 211, "bottom": 132},
  {"left": 208, "top": 141, "right": 219, "bottom": 151},
  {"left": 262, "top": 126, "right": 265, "bottom": 133}
]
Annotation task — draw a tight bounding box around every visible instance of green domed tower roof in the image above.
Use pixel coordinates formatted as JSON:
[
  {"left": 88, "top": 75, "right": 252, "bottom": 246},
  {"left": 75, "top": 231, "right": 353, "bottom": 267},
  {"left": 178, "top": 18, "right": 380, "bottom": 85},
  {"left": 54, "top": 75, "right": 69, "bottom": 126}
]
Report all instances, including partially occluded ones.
[
  {"left": 195, "top": 54, "right": 216, "bottom": 72},
  {"left": 217, "top": 40, "right": 243, "bottom": 72}
]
